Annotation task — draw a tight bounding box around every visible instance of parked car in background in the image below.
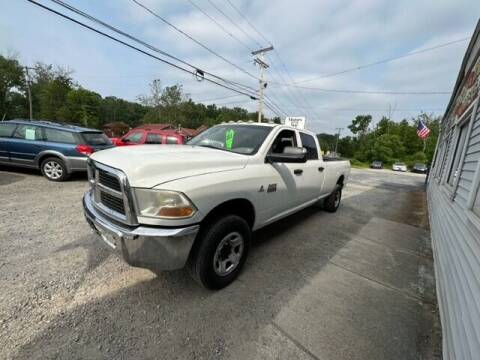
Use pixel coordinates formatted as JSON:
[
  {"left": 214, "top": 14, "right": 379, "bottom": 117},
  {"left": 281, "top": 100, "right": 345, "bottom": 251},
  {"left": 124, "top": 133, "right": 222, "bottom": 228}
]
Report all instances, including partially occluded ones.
[
  {"left": 0, "top": 119, "right": 113, "bottom": 181},
  {"left": 370, "top": 160, "right": 383, "bottom": 169},
  {"left": 392, "top": 162, "right": 407, "bottom": 172},
  {"left": 412, "top": 163, "right": 428, "bottom": 174},
  {"left": 111, "top": 128, "right": 186, "bottom": 146}
]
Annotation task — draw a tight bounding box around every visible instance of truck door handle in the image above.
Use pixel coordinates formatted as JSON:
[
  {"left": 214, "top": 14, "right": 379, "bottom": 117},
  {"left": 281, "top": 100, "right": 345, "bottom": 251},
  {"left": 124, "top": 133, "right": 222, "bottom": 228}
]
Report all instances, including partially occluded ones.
[
  {"left": 294, "top": 169, "right": 303, "bottom": 175},
  {"left": 318, "top": 167, "right": 324, "bottom": 172}
]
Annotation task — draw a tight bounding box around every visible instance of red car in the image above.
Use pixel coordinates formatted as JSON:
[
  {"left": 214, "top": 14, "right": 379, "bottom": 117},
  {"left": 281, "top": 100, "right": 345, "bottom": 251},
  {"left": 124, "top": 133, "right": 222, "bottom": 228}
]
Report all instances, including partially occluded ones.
[{"left": 111, "top": 129, "right": 186, "bottom": 146}]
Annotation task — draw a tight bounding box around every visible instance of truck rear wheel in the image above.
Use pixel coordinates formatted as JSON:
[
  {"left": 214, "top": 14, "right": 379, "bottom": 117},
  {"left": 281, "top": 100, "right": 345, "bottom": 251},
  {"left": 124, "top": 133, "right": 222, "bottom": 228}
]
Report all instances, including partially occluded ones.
[
  {"left": 324, "top": 185, "right": 342, "bottom": 212},
  {"left": 188, "top": 215, "right": 251, "bottom": 290}
]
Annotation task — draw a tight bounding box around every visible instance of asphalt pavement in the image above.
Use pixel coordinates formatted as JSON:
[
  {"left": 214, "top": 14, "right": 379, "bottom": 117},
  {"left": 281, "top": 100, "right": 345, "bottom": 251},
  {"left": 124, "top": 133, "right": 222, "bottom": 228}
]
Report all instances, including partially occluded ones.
[{"left": 0, "top": 166, "right": 440, "bottom": 360}]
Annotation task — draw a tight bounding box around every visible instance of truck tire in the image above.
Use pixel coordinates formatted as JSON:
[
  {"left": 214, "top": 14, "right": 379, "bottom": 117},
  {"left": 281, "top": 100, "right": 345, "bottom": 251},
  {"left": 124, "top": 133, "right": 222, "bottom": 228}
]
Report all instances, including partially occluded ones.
[
  {"left": 188, "top": 215, "right": 251, "bottom": 290},
  {"left": 40, "top": 157, "right": 69, "bottom": 182},
  {"left": 324, "top": 185, "right": 342, "bottom": 213}
]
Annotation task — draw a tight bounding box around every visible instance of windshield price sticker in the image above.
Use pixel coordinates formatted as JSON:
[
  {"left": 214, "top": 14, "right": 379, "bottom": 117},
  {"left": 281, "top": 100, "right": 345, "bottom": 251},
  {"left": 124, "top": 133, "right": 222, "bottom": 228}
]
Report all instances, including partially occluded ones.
[{"left": 225, "top": 129, "right": 235, "bottom": 149}]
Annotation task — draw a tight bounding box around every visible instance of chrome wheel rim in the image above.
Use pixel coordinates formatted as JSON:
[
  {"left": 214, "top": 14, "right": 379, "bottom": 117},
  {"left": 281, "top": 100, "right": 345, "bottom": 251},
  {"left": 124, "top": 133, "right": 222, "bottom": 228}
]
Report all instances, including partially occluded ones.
[
  {"left": 44, "top": 161, "right": 63, "bottom": 179},
  {"left": 213, "top": 232, "right": 244, "bottom": 276},
  {"left": 334, "top": 189, "right": 341, "bottom": 208}
]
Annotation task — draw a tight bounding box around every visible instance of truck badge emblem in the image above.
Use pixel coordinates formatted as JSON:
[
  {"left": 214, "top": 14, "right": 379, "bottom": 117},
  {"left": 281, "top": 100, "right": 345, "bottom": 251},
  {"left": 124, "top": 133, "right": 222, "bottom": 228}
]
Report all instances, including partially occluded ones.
[{"left": 267, "top": 184, "right": 277, "bottom": 193}]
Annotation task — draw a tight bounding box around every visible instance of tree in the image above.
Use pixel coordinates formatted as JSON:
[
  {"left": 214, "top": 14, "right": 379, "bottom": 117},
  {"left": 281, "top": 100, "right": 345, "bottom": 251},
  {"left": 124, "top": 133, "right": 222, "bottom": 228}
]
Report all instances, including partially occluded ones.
[
  {"left": 31, "top": 63, "right": 74, "bottom": 120},
  {"left": 0, "top": 55, "right": 26, "bottom": 120},
  {"left": 317, "top": 133, "right": 337, "bottom": 152},
  {"left": 58, "top": 88, "right": 102, "bottom": 127},
  {"left": 137, "top": 79, "right": 162, "bottom": 107},
  {"left": 348, "top": 115, "right": 372, "bottom": 136}
]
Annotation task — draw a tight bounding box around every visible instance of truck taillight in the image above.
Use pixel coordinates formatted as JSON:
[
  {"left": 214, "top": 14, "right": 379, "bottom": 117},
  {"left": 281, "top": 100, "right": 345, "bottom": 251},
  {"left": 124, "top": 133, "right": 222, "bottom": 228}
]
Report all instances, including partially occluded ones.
[{"left": 76, "top": 144, "right": 94, "bottom": 156}]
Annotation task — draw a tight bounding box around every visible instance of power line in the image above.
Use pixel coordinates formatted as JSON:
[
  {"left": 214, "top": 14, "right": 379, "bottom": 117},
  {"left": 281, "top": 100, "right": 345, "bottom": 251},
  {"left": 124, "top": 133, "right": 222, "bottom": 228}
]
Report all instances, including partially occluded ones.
[
  {"left": 27, "top": 0, "right": 260, "bottom": 100},
  {"left": 194, "top": 93, "right": 243, "bottom": 102},
  {"left": 282, "top": 106, "right": 445, "bottom": 112},
  {"left": 296, "top": 36, "right": 471, "bottom": 83},
  {"left": 206, "top": 0, "right": 262, "bottom": 48},
  {"left": 225, "top": 0, "right": 271, "bottom": 46},
  {"left": 130, "top": 0, "right": 259, "bottom": 82},
  {"left": 185, "top": 0, "right": 253, "bottom": 52},
  {"left": 49, "top": 0, "right": 257, "bottom": 94},
  {"left": 184, "top": 0, "right": 289, "bottom": 117},
  {"left": 277, "top": 84, "right": 452, "bottom": 95},
  {"left": 223, "top": 1, "right": 318, "bottom": 120}
]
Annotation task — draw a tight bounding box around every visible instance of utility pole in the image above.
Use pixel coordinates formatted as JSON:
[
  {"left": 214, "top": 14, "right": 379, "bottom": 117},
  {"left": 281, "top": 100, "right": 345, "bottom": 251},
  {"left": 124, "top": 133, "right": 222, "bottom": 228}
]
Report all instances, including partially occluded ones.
[
  {"left": 334, "top": 127, "right": 343, "bottom": 155},
  {"left": 24, "top": 67, "right": 34, "bottom": 120},
  {"left": 252, "top": 46, "right": 273, "bottom": 123}
]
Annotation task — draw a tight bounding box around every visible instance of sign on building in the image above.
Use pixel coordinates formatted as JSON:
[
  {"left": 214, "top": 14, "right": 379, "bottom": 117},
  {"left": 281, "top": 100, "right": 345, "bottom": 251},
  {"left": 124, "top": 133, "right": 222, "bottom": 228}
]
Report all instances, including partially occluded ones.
[{"left": 285, "top": 116, "right": 306, "bottom": 129}]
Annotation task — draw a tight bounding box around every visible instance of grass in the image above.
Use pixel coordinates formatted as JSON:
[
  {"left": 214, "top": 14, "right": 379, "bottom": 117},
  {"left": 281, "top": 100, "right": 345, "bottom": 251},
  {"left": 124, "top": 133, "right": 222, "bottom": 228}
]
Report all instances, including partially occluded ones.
[{"left": 349, "top": 159, "right": 370, "bottom": 169}]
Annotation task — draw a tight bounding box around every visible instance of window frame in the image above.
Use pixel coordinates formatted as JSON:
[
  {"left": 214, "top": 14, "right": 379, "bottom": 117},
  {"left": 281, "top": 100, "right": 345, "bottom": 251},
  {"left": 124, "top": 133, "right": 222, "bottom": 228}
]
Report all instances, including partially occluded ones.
[
  {"left": 145, "top": 132, "right": 163, "bottom": 144},
  {"left": 123, "top": 130, "right": 144, "bottom": 144},
  {"left": 166, "top": 136, "right": 179, "bottom": 144},
  {"left": 0, "top": 122, "right": 18, "bottom": 138},
  {"left": 443, "top": 99, "right": 478, "bottom": 198},
  {"left": 299, "top": 132, "right": 319, "bottom": 160},
  {"left": 43, "top": 127, "right": 78, "bottom": 144},
  {"left": 268, "top": 129, "right": 298, "bottom": 155},
  {"left": 12, "top": 124, "right": 43, "bottom": 141}
]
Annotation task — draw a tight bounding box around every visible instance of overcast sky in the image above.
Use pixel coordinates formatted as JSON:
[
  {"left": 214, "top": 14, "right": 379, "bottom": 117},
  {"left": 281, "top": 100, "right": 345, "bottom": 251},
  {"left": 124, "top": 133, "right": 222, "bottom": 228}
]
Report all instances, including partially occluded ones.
[{"left": 1, "top": 0, "right": 478, "bottom": 133}]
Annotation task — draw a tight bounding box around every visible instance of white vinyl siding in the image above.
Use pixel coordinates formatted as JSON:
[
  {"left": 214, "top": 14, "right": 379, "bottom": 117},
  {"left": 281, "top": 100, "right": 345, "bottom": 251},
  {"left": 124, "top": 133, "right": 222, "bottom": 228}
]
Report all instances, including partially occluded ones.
[{"left": 457, "top": 114, "right": 480, "bottom": 206}]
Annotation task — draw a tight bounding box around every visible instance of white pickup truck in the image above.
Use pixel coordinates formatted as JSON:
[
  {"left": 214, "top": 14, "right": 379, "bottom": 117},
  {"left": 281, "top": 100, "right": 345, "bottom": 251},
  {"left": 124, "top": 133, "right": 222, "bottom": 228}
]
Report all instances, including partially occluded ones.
[{"left": 83, "top": 123, "right": 350, "bottom": 289}]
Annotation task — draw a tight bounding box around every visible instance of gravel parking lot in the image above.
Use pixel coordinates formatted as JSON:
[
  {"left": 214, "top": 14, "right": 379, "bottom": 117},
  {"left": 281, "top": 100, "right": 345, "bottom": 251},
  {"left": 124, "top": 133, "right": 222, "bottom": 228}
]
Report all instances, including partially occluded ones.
[{"left": 0, "top": 166, "right": 440, "bottom": 360}]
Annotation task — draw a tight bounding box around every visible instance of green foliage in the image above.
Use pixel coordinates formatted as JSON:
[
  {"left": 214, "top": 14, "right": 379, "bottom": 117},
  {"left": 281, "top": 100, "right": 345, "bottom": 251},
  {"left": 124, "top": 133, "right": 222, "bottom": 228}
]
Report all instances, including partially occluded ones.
[
  {"left": 332, "top": 114, "right": 440, "bottom": 166},
  {"left": 349, "top": 159, "right": 369, "bottom": 168},
  {"left": 317, "top": 133, "right": 337, "bottom": 152},
  {"left": 0, "top": 55, "right": 26, "bottom": 120},
  {"left": 58, "top": 88, "right": 102, "bottom": 128},
  {"left": 348, "top": 115, "right": 372, "bottom": 136},
  {"left": 0, "top": 55, "right": 275, "bottom": 129}
]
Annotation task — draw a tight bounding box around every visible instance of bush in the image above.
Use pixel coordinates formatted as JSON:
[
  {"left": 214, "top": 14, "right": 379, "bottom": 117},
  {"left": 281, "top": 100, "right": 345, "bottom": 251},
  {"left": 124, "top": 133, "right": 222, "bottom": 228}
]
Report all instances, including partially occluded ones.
[{"left": 350, "top": 159, "right": 369, "bottom": 168}]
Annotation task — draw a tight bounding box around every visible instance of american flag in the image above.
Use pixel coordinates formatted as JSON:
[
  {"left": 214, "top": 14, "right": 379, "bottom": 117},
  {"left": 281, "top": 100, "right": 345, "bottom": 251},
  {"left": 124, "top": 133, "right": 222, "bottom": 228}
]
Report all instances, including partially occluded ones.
[{"left": 417, "top": 120, "right": 431, "bottom": 139}]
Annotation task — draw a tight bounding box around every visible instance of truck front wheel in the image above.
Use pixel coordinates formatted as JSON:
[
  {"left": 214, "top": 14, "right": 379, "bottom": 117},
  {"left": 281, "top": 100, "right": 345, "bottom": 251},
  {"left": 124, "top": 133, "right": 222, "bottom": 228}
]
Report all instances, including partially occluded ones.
[{"left": 188, "top": 215, "right": 251, "bottom": 290}]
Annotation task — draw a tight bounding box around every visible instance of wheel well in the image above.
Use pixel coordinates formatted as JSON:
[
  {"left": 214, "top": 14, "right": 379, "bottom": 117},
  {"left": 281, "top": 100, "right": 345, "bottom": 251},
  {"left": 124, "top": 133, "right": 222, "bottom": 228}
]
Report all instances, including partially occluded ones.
[
  {"left": 37, "top": 154, "right": 63, "bottom": 168},
  {"left": 201, "top": 199, "right": 255, "bottom": 229},
  {"left": 337, "top": 175, "right": 345, "bottom": 188}
]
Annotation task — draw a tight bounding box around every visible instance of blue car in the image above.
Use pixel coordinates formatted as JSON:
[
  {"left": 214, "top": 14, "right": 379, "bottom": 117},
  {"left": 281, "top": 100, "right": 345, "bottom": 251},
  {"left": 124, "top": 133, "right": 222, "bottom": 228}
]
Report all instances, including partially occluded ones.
[{"left": 0, "top": 119, "right": 114, "bottom": 181}]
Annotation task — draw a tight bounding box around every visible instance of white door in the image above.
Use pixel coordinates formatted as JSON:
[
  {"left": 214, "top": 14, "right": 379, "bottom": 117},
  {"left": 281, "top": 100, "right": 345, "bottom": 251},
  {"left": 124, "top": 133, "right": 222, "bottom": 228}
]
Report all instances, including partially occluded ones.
[
  {"left": 261, "top": 129, "right": 305, "bottom": 222},
  {"left": 298, "top": 132, "right": 325, "bottom": 201}
]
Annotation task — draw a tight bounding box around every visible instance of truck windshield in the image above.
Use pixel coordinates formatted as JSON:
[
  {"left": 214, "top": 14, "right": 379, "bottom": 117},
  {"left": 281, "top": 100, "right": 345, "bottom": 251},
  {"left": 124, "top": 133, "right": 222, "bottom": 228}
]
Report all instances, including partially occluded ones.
[{"left": 188, "top": 125, "right": 273, "bottom": 155}]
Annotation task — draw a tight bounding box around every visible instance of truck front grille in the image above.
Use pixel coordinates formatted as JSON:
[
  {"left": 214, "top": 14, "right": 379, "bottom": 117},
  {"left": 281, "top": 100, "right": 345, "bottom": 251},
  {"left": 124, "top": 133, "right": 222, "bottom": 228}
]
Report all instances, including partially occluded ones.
[
  {"left": 89, "top": 161, "right": 136, "bottom": 225},
  {"left": 98, "top": 169, "right": 121, "bottom": 192},
  {"left": 100, "top": 191, "right": 125, "bottom": 215}
]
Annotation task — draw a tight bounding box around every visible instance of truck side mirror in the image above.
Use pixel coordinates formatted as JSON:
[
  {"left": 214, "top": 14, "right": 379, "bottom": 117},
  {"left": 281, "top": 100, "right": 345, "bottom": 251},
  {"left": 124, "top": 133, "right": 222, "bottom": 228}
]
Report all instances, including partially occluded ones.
[{"left": 266, "top": 146, "right": 307, "bottom": 163}]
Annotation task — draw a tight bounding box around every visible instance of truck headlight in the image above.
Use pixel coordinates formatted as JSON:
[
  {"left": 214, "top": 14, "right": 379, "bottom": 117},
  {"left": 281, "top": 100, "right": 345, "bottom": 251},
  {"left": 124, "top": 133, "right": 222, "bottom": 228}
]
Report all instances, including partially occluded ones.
[{"left": 133, "top": 189, "right": 197, "bottom": 219}]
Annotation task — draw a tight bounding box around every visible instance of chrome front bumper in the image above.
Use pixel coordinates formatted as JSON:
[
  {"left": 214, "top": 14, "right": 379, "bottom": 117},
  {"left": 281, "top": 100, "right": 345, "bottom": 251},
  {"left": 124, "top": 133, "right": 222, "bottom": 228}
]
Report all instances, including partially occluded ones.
[{"left": 83, "top": 191, "right": 200, "bottom": 271}]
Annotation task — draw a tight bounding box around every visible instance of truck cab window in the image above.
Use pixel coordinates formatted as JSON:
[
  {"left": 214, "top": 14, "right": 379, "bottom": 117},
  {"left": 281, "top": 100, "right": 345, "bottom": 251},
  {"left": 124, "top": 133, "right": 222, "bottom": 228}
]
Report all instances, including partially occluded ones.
[
  {"left": 270, "top": 130, "right": 297, "bottom": 154},
  {"left": 146, "top": 133, "right": 163, "bottom": 144},
  {"left": 124, "top": 131, "right": 143, "bottom": 143},
  {"left": 300, "top": 133, "right": 319, "bottom": 160}
]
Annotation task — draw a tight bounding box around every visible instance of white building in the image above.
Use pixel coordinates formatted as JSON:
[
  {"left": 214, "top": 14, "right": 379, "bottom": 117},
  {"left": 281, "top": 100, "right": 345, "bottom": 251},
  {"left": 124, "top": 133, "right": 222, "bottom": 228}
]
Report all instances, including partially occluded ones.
[{"left": 428, "top": 20, "right": 480, "bottom": 359}]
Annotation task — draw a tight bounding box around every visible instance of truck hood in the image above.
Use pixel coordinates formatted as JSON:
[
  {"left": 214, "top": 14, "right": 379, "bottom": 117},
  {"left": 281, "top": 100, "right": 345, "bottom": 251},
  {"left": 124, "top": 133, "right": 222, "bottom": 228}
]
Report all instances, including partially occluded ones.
[{"left": 90, "top": 145, "right": 249, "bottom": 188}]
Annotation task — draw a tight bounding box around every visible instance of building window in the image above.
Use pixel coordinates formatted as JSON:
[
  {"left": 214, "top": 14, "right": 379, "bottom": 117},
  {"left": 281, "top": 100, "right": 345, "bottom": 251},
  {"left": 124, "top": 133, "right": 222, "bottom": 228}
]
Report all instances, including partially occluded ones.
[
  {"left": 437, "top": 132, "right": 453, "bottom": 179},
  {"left": 446, "top": 121, "right": 469, "bottom": 187}
]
